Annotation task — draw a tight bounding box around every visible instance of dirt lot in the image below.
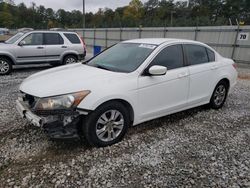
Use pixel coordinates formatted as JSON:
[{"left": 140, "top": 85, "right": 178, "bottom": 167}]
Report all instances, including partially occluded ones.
[{"left": 0, "top": 65, "right": 250, "bottom": 188}]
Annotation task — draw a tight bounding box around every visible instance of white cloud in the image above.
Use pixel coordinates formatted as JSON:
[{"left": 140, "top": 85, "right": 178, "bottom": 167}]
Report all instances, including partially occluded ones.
[{"left": 14, "top": 0, "right": 148, "bottom": 12}]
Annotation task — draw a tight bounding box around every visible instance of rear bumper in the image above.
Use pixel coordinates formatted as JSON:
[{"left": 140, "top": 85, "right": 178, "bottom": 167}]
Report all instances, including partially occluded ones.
[
  {"left": 16, "top": 99, "right": 81, "bottom": 139},
  {"left": 78, "top": 51, "right": 86, "bottom": 61}
]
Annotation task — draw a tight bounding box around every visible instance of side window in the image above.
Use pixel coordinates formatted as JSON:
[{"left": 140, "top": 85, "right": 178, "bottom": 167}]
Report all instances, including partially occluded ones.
[
  {"left": 206, "top": 48, "right": 215, "bottom": 62},
  {"left": 22, "top": 33, "right": 43, "bottom": 45},
  {"left": 150, "top": 45, "right": 184, "bottom": 70},
  {"left": 44, "top": 33, "right": 64, "bottom": 45},
  {"left": 64, "top": 33, "right": 81, "bottom": 44},
  {"left": 185, "top": 44, "right": 209, "bottom": 65}
]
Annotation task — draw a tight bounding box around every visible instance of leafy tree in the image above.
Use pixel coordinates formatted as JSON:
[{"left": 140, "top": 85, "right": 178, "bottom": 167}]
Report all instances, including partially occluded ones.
[
  {"left": 0, "top": 0, "right": 249, "bottom": 29},
  {"left": 0, "top": 3, "right": 13, "bottom": 27},
  {"left": 123, "top": 0, "right": 144, "bottom": 26}
]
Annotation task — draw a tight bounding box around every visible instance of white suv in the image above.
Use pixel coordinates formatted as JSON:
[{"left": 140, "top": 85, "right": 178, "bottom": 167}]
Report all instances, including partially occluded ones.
[
  {"left": 16, "top": 38, "right": 238, "bottom": 147},
  {"left": 0, "top": 31, "right": 86, "bottom": 75}
]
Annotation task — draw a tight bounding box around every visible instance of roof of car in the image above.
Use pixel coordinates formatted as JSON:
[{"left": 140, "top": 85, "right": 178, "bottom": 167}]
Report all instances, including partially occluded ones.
[
  {"left": 123, "top": 38, "right": 203, "bottom": 45},
  {"left": 24, "top": 30, "right": 77, "bottom": 34}
]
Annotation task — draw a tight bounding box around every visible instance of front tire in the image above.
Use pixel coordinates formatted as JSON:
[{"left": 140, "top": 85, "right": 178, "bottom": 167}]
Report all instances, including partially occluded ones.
[
  {"left": 209, "top": 80, "right": 228, "bottom": 109},
  {"left": 0, "top": 57, "right": 12, "bottom": 75},
  {"left": 82, "top": 102, "right": 130, "bottom": 147}
]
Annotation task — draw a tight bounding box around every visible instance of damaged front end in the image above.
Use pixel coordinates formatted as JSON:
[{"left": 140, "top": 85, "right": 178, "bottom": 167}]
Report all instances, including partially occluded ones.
[
  {"left": 16, "top": 91, "right": 90, "bottom": 139},
  {"left": 39, "top": 110, "right": 81, "bottom": 139}
]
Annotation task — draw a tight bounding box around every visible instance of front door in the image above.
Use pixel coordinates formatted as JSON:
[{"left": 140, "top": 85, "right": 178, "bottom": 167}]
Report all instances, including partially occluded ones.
[
  {"left": 15, "top": 33, "right": 45, "bottom": 64},
  {"left": 138, "top": 44, "right": 189, "bottom": 122}
]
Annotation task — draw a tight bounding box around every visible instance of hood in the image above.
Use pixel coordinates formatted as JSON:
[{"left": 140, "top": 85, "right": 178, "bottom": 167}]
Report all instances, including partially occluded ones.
[
  {"left": 20, "top": 64, "right": 126, "bottom": 98},
  {"left": 0, "top": 43, "right": 16, "bottom": 51},
  {"left": 0, "top": 43, "right": 13, "bottom": 48}
]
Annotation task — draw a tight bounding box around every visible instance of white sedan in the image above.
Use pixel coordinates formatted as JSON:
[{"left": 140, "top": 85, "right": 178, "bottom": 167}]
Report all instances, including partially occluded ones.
[{"left": 16, "top": 38, "right": 238, "bottom": 147}]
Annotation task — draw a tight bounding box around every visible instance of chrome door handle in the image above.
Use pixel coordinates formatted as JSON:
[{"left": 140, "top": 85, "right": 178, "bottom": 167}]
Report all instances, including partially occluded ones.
[
  {"left": 61, "top": 46, "right": 68, "bottom": 48},
  {"left": 37, "top": 46, "right": 44, "bottom": 49},
  {"left": 178, "top": 72, "right": 188, "bottom": 78}
]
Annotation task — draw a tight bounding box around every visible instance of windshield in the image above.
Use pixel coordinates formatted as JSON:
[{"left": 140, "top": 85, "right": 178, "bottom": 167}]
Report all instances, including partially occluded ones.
[
  {"left": 87, "top": 43, "right": 157, "bottom": 73},
  {"left": 5, "top": 32, "right": 24, "bottom": 44}
]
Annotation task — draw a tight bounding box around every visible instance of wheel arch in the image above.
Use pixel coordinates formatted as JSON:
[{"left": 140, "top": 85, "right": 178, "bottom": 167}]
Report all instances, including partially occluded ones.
[
  {"left": 60, "top": 52, "right": 79, "bottom": 63},
  {"left": 0, "top": 54, "right": 15, "bottom": 65},
  {"left": 100, "top": 99, "right": 134, "bottom": 125},
  {"left": 208, "top": 77, "right": 231, "bottom": 101},
  {"left": 216, "top": 77, "right": 230, "bottom": 91},
  {"left": 89, "top": 98, "right": 135, "bottom": 125}
]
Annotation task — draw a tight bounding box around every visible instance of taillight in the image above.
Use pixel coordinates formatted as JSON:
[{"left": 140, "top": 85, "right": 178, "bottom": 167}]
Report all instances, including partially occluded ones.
[
  {"left": 77, "top": 34, "right": 86, "bottom": 53},
  {"left": 80, "top": 37, "right": 86, "bottom": 47}
]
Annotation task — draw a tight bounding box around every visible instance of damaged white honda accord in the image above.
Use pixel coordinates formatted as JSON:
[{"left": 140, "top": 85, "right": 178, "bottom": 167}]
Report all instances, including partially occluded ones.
[{"left": 16, "top": 38, "right": 238, "bottom": 147}]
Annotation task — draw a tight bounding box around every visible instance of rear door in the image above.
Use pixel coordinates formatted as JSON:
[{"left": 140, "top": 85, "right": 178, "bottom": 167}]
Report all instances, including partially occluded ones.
[
  {"left": 44, "top": 33, "right": 65, "bottom": 62},
  {"left": 184, "top": 44, "right": 218, "bottom": 105},
  {"left": 15, "top": 33, "right": 45, "bottom": 64}
]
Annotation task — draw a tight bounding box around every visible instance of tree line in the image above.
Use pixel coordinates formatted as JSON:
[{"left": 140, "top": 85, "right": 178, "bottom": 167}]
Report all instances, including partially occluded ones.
[{"left": 0, "top": 0, "right": 249, "bottom": 29}]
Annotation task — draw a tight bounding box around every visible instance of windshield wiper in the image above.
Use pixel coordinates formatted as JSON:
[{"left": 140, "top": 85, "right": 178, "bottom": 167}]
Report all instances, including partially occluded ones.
[{"left": 95, "top": 65, "right": 112, "bottom": 71}]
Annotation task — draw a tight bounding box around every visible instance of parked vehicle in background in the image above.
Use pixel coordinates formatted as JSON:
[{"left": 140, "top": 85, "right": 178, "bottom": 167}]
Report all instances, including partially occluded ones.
[
  {"left": 0, "top": 28, "right": 9, "bottom": 35},
  {"left": 0, "top": 30, "right": 86, "bottom": 75},
  {"left": 50, "top": 28, "right": 66, "bottom": 31},
  {"left": 16, "top": 38, "right": 238, "bottom": 147},
  {"left": 17, "top": 28, "right": 34, "bottom": 32}
]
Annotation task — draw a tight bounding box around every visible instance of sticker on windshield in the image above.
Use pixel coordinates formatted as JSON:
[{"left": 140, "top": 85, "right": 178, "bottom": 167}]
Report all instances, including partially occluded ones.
[{"left": 139, "top": 44, "right": 156, "bottom": 49}]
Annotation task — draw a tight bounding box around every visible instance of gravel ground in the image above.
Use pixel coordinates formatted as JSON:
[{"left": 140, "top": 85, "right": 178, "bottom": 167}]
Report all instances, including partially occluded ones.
[{"left": 0, "top": 65, "right": 250, "bottom": 188}]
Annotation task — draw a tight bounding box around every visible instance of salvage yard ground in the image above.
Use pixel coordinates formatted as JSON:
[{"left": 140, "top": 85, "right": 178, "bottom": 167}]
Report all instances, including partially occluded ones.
[{"left": 0, "top": 64, "right": 250, "bottom": 187}]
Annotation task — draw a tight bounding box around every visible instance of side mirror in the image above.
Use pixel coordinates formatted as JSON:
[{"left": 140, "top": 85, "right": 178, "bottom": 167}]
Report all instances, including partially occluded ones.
[
  {"left": 19, "top": 41, "right": 26, "bottom": 46},
  {"left": 148, "top": 65, "right": 167, "bottom": 76}
]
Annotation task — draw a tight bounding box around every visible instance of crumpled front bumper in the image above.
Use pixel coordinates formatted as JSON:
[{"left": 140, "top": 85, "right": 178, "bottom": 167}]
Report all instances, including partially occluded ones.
[
  {"left": 16, "top": 99, "right": 43, "bottom": 127},
  {"left": 16, "top": 99, "right": 81, "bottom": 139}
]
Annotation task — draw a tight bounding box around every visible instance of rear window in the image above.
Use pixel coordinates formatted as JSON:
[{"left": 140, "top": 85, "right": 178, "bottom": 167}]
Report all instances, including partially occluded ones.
[{"left": 64, "top": 33, "right": 81, "bottom": 44}]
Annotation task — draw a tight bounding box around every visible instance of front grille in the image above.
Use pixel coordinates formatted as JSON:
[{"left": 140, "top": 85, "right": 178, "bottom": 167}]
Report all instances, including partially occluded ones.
[{"left": 34, "top": 109, "right": 78, "bottom": 116}]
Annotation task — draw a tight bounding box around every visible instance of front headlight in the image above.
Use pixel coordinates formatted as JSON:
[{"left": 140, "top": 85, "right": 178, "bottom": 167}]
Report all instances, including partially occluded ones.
[{"left": 34, "top": 91, "right": 90, "bottom": 110}]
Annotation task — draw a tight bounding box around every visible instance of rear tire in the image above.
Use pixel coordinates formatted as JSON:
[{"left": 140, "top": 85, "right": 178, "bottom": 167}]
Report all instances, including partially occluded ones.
[
  {"left": 0, "top": 57, "right": 12, "bottom": 75},
  {"left": 63, "top": 55, "right": 78, "bottom": 65},
  {"left": 82, "top": 102, "right": 130, "bottom": 147},
  {"left": 209, "top": 80, "right": 229, "bottom": 109}
]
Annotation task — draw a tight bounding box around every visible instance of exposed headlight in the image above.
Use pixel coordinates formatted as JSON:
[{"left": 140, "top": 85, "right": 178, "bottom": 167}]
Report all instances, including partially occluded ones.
[{"left": 34, "top": 91, "right": 90, "bottom": 110}]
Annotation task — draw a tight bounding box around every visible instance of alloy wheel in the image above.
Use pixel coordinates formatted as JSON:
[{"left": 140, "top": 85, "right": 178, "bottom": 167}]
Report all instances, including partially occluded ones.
[
  {"left": 0, "top": 60, "right": 10, "bottom": 74},
  {"left": 213, "top": 85, "right": 226, "bottom": 106},
  {"left": 95, "top": 110, "right": 124, "bottom": 142},
  {"left": 65, "top": 57, "right": 77, "bottom": 64}
]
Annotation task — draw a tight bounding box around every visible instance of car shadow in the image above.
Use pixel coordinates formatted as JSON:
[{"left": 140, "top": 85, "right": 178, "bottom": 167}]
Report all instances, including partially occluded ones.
[
  {"left": 129, "top": 105, "right": 208, "bottom": 134},
  {"left": 12, "top": 64, "right": 53, "bottom": 73},
  {"left": 48, "top": 105, "right": 209, "bottom": 152}
]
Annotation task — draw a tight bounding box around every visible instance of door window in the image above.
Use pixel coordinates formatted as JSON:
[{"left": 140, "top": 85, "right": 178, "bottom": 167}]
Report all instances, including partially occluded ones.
[
  {"left": 150, "top": 45, "right": 184, "bottom": 70},
  {"left": 21, "top": 33, "right": 43, "bottom": 45},
  {"left": 44, "top": 33, "right": 64, "bottom": 45},
  {"left": 184, "top": 44, "right": 209, "bottom": 65}
]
